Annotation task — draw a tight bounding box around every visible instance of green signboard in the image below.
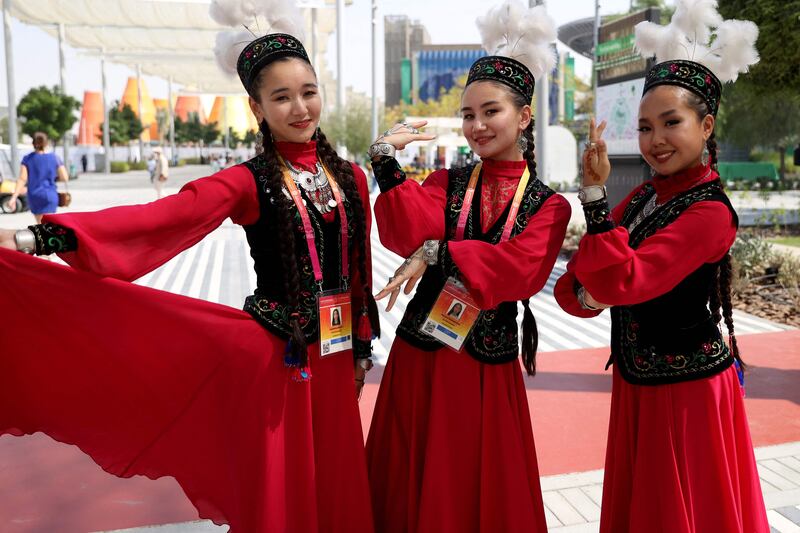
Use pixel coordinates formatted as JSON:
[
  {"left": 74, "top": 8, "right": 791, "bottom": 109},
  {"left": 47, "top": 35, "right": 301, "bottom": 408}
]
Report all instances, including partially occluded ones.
[
  {"left": 596, "top": 33, "right": 635, "bottom": 56},
  {"left": 564, "top": 55, "right": 575, "bottom": 122},
  {"left": 401, "top": 58, "right": 412, "bottom": 105}
]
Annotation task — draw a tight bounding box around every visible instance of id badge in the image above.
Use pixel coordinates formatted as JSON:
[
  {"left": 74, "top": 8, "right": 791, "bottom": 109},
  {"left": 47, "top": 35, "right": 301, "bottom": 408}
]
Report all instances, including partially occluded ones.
[
  {"left": 420, "top": 277, "right": 481, "bottom": 351},
  {"left": 318, "top": 290, "right": 352, "bottom": 357}
]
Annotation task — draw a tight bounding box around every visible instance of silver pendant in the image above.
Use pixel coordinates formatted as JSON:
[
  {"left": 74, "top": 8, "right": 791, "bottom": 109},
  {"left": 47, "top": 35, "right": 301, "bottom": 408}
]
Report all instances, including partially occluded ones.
[
  {"left": 327, "top": 198, "right": 338, "bottom": 209},
  {"left": 297, "top": 171, "right": 316, "bottom": 192}
]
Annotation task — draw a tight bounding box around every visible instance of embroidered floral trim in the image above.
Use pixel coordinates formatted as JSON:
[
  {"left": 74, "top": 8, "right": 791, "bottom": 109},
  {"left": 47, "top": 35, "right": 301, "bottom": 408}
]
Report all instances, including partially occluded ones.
[
  {"left": 644, "top": 60, "right": 721, "bottom": 115},
  {"left": 237, "top": 33, "right": 309, "bottom": 89},
  {"left": 372, "top": 157, "right": 406, "bottom": 193},
  {"left": 583, "top": 199, "right": 615, "bottom": 234},
  {"left": 467, "top": 55, "right": 535, "bottom": 102},
  {"left": 30, "top": 223, "right": 77, "bottom": 255},
  {"left": 615, "top": 307, "right": 733, "bottom": 381}
]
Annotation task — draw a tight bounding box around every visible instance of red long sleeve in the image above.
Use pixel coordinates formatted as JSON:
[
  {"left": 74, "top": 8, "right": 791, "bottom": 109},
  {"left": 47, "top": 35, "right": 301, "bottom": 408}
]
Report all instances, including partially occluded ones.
[
  {"left": 374, "top": 169, "right": 449, "bottom": 257},
  {"left": 44, "top": 165, "right": 259, "bottom": 282},
  {"left": 573, "top": 201, "right": 735, "bottom": 306},
  {"left": 451, "top": 194, "right": 571, "bottom": 309}
]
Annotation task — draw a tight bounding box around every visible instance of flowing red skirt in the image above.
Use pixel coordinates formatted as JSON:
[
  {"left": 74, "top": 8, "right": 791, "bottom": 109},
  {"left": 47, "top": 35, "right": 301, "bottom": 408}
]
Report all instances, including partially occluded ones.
[
  {"left": 0, "top": 248, "right": 373, "bottom": 533},
  {"left": 601, "top": 366, "right": 769, "bottom": 533},
  {"left": 366, "top": 338, "right": 547, "bottom": 533}
]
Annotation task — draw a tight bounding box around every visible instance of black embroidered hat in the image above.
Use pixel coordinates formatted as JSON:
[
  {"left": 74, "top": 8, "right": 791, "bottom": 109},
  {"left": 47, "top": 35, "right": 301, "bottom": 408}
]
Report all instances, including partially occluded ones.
[
  {"left": 642, "top": 59, "right": 722, "bottom": 116},
  {"left": 466, "top": 55, "right": 535, "bottom": 103},
  {"left": 236, "top": 33, "right": 310, "bottom": 91}
]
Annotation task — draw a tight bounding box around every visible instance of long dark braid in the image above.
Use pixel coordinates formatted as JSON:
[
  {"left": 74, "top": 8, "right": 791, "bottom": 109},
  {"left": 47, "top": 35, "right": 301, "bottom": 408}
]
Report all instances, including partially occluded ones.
[
  {"left": 314, "top": 129, "right": 380, "bottom": 338},
  {"left": 257, "top": 119, "right": 309, "bottom": 365},
  {"left": 519, "top": 120, "right": 540, "bottom": 376},
  {"left": 687, "top": 90, "right": 744, "bottom": 368}
]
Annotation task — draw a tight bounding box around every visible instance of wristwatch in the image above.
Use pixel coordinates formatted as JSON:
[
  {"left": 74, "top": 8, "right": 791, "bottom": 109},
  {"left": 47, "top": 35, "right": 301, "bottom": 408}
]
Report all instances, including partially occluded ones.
[
  {"left": 367, "top": 142, "right": 396, "bottom": 160},
  {"left": 422, "top": 240, "right": 440, "bottom": 265},
  {"left": 357, "top": 358, "right": 374, "bottom": 371},
  {"left": 578, "top": 185, "right": 607, "bottom": 204}
]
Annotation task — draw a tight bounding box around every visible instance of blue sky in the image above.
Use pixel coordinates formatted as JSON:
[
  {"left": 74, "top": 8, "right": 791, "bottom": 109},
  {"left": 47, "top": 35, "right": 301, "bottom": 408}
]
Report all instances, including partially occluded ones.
[{"left": 0, "top": 0, "right": 640, "bottom": 107}]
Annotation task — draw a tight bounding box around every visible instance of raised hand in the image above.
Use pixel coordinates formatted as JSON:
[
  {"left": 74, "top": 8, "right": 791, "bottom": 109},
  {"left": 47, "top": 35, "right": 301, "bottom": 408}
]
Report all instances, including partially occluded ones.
[
  {"left": 582, "top": 118, "right": 610, "bottom": 187},
  {"left": 375, "top": 247, "right": 427, "bottom": 312},
  {"left": 374, "top": 121, "right": 437, "bottom": 152}
]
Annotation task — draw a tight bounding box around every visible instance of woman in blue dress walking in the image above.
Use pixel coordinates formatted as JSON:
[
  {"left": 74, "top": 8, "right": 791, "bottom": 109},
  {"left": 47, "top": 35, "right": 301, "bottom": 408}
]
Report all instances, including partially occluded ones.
[{"left": 8, "top": 132, "right": 69, "bottom": 223}]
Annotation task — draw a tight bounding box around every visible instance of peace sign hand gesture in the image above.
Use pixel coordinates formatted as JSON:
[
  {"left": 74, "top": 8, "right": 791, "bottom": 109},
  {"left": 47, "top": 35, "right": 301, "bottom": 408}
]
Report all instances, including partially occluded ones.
[{"left": 582, "top": 118, "right": 610, "bottom": 187}]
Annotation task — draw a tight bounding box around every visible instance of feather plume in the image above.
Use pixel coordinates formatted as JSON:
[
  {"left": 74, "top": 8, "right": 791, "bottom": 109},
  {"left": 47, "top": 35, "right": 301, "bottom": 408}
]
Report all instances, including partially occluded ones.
[
  {"left": 214, "top": 30, "right": 253, "bottom": 76},
  {"left": 476, "top": 1, "right": 556, "bottom": 79},
  {"left": 209, "top": 0, "right": 258, "bottom": 27},
  {"left": 671, "top": 0, "right": 722, "bottom": 44},
  {"left": 633, "top": 0, "right": 759, "bottom": 82},
  {"left": 257, "top": 0, "right": 306, "bottom": 41}
]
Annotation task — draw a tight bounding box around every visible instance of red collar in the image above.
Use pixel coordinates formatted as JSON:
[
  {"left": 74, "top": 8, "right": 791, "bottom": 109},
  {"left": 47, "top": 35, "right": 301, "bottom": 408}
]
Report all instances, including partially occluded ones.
[
  {"left": 275, "top": 141, "right": 318, "bottom": 172},
  {"left": 652, "top": 163, "right": 717, "bottom": 202},
  {"left": 481, "top": 158, "right": 528, "bottom": 180}
]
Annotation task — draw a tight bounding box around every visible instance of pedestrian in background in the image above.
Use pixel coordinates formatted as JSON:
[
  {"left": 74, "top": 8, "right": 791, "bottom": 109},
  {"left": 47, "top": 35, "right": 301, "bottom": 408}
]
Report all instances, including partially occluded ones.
[
  {"left": 8, "top": 132, "right": 69, "bottom": 224},
  {"left": 152, "top": 146, "right": 169, "bottom": 199}
]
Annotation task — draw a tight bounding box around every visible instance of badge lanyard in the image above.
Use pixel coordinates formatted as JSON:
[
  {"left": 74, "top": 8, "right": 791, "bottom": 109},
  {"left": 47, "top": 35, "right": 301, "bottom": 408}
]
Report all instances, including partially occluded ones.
[
  {"left": 421, "top": 161, "right": 532, "bottom": 351},
  {"left": 278, "top": 156, "right": 354, "bottom": 366},
  {"left": 278, "top": 156, "right": 349, "bottom": 292},
  {"left": 454, "top": 162, "right": 531, "bottom": 244}
]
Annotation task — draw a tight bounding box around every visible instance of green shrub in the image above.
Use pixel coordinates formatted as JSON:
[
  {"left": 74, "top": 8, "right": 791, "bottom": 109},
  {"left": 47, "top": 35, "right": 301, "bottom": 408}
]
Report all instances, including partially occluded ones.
[
  {"left": 110, "top": 161, "right": 130, "bottom": 173},
  {"left": 730, "top": 234, "right": 773, "bottom": 278},
  {"left": 182, "top": 157, "right": 202, "bottom": 165},
  {"left": 128, "top": 161, "right": 147, "bottom": 171}
]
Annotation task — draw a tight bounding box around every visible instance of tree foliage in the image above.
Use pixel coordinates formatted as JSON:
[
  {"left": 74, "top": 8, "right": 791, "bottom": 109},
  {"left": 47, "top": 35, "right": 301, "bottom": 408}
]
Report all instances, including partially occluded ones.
[
  {"left": 16, "top": 85, "right": 80, "bottom": 145},
  {"left": 324, "top": 94, "right": 374, "bottom": 162},
  {"left": 97, "top": 102, "right": 143, "bottom": 146},
  {"left": 174, "top": 114, "right": 219, "bottom": 145},
  {"left": 718, "top": 0, "right": 800, "bottom": 93}
]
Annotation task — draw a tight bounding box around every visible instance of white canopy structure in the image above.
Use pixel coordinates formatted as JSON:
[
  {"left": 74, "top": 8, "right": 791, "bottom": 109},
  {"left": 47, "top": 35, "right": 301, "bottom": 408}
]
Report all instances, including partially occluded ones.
[
  {"left": 2, "top": 0, "right": 347, "bottom": 174},
  {"left": 10, "top": 0, "right": 243, "bottom": 94}
]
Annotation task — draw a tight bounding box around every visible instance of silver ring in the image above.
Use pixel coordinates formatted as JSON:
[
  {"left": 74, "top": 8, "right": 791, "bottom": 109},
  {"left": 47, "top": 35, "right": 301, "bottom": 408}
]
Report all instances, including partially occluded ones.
[{"left": 586, "top": 141, "right": 597, "bottom": 149}]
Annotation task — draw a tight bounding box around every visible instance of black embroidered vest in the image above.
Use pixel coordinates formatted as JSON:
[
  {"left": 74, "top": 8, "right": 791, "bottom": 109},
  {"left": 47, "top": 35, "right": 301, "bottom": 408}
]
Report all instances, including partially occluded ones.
[
  {"left": 609, "top": 179, "right": 738, "bottom": 385},
  {"left": 396, "top": 163, "right": 555, "bottom": 364},
  {"left": 240, "top": 155, "right": 356, "bottom": 343}
]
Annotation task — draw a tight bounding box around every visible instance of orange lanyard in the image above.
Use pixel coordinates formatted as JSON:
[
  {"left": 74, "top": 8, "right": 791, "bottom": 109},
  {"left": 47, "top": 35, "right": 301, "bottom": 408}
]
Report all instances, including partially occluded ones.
[{"left": 454, "top": 162, "right": 531, "bottom": 242}]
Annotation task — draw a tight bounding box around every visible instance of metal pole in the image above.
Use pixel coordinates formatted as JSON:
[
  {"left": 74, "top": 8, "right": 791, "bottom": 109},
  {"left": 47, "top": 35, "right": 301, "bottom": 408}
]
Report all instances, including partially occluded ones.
[
  {"left": 371, "top": 0, "right": 378, "bottom": 141},
  {"left": 531, "top": 0, "right": 548, "bottom": 183},
  {"left": 57, "top": 22, "right": 69, "bottom": 167},
  {"left": 223, "top": 97, "right": 230, "bottom": 152},
  {"left": 336, "top": 0, "right": 345, "bottom": 110},
  {"left": 310, "top": 7, "right": 317, "bottom": 67},
  {"left": 3, "top": 0, "right": 19, "bottom": 177},
  {"left": 593, "top": 0, "right": 600, "bottom": 97},
  {"left": 168, "top": 76, "right": 176, "bottom": 164},
  {"left": 101, "top": 51, "right": 111, "bottom": 173},
  {"left": 135, "top": 63, "right": 145, "bottom": 162}
]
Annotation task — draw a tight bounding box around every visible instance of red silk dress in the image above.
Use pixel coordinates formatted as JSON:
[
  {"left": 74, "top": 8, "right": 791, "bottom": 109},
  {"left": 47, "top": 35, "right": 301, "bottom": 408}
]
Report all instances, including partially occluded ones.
[
  {"left": 0, "top": 142, "right": 375, "bottom": 533},
  {"left": 367, "top": 159, "right": 571, "bottom": 533},
  {"left": 554, "top": 164, "right": 769, "bottom": 533}
]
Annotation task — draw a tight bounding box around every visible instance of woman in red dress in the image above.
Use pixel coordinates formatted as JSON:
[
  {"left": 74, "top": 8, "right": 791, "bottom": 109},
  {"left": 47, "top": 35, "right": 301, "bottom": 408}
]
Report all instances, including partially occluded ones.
[
  {"left": 0, "top": 27, "right": 378, "bottom": 533},
  {"left": 554, "top": 5, "right": 769, "bottom": 532},
  {"left": 364, "top": 4, "right": 570, "bottom": 532}
]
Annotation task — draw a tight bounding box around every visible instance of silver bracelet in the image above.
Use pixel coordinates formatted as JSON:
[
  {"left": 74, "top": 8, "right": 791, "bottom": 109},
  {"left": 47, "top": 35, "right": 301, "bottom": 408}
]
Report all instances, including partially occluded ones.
[
  {"left": 576, "top": 286, "right": 600, "bottom": 311},
  {"left": 367, "top": 142, "right": 396, "bottom": 160},
  {"left": 14, "top": 229, "right": 36, "bottom": 255},
  {"left": 422, "top": 239, "right": 440, "bottom": 266}
]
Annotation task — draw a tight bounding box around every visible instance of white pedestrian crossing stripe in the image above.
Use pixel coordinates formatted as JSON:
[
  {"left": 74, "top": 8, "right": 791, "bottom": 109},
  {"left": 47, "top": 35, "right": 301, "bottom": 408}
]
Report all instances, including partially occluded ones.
[{"left": 124, "top": 221, "right": 792, "bottom": 367}]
